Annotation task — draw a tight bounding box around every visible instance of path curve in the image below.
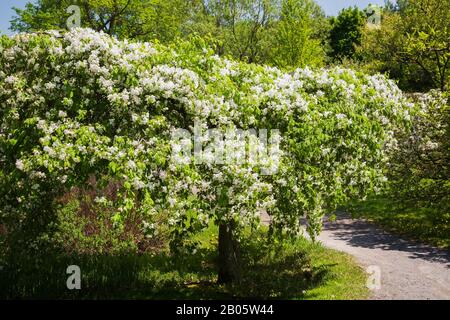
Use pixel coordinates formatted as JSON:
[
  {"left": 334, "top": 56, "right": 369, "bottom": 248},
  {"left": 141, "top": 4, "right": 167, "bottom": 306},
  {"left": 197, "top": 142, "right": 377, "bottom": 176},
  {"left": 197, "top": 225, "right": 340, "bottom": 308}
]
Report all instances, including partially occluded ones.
[{"left": 317, "top": 214, "right": 450, "bottom": 300}]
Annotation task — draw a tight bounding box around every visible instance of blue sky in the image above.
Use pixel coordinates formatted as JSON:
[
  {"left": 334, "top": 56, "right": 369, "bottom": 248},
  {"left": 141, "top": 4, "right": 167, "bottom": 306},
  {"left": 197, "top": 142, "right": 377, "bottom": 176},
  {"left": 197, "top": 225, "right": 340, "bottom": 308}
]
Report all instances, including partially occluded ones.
[
  {"left": 1, "top": 0, "right": 29, "bottom": 35},
  {"left": 315, "top": 0, "right": 385, "bottom": 15},
  {"left": 0, "top": 0, "right": 386, "bottom": 35}
]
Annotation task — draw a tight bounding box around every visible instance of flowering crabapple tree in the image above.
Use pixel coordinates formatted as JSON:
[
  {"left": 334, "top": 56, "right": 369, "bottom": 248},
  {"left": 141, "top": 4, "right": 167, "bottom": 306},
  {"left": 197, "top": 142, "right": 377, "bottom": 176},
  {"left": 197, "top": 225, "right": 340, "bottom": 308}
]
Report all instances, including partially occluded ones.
[{"left": 0, "top": 29, "right": 412, "bottom": 283}]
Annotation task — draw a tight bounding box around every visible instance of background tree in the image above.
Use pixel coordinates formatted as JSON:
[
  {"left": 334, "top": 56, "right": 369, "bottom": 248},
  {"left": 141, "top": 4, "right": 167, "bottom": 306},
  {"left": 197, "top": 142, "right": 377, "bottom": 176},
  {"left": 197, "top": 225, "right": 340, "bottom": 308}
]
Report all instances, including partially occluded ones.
[
  {"left": 204, "top": 0, "right": 281, "bottom": 63},
  {"left": 266, "top": 0, "right": 326, "bottom": 69},
  {"left": 401, "top": 0, "right": 450, "bottom": 91},
  {"left": 10, "top": 0, "right": 331, "bottom": 68},
  {"left": 357, "top": 11, "right": 413, "bottom": 87},
  {"left": 328, "top": 7, "right": 366, "bottom": 61},
  {"left": 10, "top": 0, "right": 202, "bottom": 43},
  {"left": 359, "top": 0, "right": 450, "bottom": 91}
]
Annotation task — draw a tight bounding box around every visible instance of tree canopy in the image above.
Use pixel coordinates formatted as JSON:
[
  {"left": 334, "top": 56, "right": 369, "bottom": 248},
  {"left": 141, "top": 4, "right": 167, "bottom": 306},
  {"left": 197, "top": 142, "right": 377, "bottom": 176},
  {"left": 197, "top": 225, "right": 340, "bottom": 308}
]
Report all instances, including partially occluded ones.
[
  {"left": 10, "top": 0, "right": 328, "bottom": 68},
  {"left": 359, "top": 0, "right": 450, "bottom": 91},
  {"left": 329, "top": 7, "right": 366, "bottom": 61}
]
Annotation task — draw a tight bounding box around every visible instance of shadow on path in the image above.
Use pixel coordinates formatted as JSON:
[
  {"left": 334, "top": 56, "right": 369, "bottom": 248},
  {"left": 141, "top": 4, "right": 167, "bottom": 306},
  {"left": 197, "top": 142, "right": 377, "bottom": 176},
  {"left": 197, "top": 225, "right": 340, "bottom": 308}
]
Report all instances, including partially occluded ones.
[{"left": 322, "top": 213, "right": 450, "bottom": 267}]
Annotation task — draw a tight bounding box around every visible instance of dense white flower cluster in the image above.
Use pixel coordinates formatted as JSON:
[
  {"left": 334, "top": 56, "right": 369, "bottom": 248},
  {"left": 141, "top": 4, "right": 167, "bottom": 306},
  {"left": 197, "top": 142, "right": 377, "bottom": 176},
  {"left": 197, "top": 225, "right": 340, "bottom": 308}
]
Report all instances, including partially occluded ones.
[
  {"left": 389, "top": 90, "right": 448, "bottom": 170},
  {"left": 0, "top": 28, "right": 413, "bottom": 240}
]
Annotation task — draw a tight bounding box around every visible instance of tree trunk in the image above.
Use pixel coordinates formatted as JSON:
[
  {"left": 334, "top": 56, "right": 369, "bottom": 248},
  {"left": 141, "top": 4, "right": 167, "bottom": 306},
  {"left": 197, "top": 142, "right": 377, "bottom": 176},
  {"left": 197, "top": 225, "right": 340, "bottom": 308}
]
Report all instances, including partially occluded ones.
[{"left": 217, "top": 221, "right": 241, "bottom": 284}]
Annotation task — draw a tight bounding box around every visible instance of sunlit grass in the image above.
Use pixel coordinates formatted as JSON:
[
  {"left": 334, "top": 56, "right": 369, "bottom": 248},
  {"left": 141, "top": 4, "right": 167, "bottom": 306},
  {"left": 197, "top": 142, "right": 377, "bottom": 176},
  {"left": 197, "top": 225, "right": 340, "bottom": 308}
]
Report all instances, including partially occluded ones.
[{"left": 349, "top": 197, "right": 450, "bottom": 249}]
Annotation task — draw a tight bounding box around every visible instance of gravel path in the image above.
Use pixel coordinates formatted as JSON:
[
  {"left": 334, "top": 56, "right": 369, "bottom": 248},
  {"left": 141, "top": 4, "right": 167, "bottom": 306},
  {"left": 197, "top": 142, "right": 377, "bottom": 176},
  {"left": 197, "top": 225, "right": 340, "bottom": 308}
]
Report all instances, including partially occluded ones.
[{"left": 317, "top": 214, "right": 450, "bottom": 300}]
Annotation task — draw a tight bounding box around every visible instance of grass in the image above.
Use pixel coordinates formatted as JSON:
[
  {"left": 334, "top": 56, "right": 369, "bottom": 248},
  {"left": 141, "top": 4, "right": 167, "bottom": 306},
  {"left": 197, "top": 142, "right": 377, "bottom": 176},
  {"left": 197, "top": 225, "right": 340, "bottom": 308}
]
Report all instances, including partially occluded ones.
[
  {"left": 302, "top": 243, "right": 369, "bottom": 300},
  {"left": 0, "top": 225, "right": 369, "bottom": 300},
  {"left": 348, "top": 197, "right": 450, "bottom": 250}
]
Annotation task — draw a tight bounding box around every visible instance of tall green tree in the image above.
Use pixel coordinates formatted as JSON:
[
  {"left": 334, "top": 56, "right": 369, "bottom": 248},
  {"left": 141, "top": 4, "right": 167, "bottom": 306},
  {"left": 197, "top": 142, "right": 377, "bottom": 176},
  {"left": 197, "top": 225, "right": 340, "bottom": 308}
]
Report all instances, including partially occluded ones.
[
  {"left": 204, "top": 0, "right": 281, "bottom": 63},
  {"left": 359, "top": 0, "right": 450, "bottom": 91},
  {"left": 266, "top": 0, "right": 326, "bottom": 69},
  {"left": 328, "top": 7, "right": 366, "bottom": 61},
  {"left": 401, "top": 0, "right": 450, "bottom": 91}
]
